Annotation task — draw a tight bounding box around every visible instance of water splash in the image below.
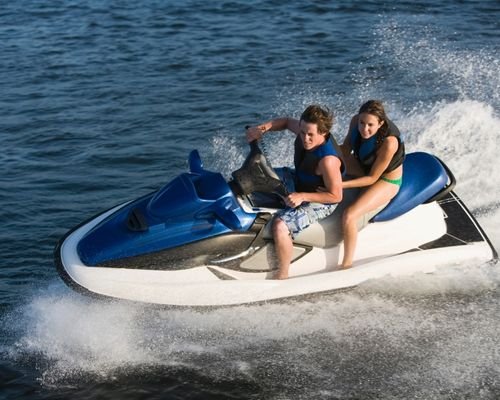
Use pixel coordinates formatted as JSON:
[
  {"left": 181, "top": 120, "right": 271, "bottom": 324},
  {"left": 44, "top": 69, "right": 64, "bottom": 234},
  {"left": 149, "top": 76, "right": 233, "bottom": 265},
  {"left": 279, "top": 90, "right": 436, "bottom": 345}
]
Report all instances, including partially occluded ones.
[
  {"left": 207, "top": 133, "right": 245, "bottom": 177},
  {"left": 3, "top": 263, "right": 499, "bottom": 396},
  {"left": 404, "top": 100, "right": 499, "bottom": 205},
  {"left": 372, "top": 19, "right": 500, "bottom": 109}
]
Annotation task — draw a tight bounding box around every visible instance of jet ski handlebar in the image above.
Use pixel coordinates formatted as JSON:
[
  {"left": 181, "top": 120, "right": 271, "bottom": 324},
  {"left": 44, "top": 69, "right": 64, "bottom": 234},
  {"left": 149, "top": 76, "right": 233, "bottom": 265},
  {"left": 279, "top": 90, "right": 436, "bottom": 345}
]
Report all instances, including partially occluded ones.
[{"left": 230, "top": 131, "right": 288, "bottom": 197}]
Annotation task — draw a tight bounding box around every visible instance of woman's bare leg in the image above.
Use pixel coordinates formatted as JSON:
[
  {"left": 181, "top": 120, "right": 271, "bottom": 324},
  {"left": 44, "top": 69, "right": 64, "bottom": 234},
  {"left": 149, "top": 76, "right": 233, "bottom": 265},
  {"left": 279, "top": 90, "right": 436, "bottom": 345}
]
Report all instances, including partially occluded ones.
[{"left": 341, "top": 181, "right": 399, "bottom": 268}]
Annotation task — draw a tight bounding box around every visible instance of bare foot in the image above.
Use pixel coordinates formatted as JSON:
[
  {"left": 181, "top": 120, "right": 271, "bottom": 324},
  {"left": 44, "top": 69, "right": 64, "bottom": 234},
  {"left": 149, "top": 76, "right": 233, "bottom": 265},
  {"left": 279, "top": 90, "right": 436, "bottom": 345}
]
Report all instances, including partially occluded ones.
[
  {"left": 340, "top": 264, "right": 352, "bottom": 270},
  {"left": 273, "top": 271, "right": 289, "bottom": 280}
]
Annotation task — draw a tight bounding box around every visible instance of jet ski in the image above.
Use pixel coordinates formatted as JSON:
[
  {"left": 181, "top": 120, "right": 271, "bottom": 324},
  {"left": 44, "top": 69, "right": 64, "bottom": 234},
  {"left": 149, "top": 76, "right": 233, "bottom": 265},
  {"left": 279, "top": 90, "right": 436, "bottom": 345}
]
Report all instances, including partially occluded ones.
[{"left": 55, "top": 141, "right": 498, "bottom": 306}]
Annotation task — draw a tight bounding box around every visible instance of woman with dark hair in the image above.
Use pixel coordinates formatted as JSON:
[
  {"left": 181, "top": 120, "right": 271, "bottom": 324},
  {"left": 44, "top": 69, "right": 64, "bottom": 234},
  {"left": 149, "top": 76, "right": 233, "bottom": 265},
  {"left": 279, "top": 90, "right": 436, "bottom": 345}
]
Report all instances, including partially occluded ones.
[{"left": 340, "top": 100, "right": 405, "bottom": 269}]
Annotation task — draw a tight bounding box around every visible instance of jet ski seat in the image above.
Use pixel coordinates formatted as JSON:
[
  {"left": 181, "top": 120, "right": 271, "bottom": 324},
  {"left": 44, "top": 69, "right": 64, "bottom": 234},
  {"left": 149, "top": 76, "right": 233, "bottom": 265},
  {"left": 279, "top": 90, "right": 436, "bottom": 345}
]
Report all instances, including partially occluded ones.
[
  {"left": 372, "top": 152, "right": 455, "bottom": 222},
  {"left": 282, "top": 153, "right": 455, "bottom": 248}
]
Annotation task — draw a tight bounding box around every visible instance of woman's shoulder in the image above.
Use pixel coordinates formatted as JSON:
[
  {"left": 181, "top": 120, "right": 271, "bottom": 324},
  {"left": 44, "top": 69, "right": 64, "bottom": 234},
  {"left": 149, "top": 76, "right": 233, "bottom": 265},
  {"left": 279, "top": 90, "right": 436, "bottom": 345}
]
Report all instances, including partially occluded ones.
[
  {"left": 385, "top": 118, "right": 401, "bottom": 137},
  {"left": 379, "top": 134, "right": 400, "bottom": 153}
]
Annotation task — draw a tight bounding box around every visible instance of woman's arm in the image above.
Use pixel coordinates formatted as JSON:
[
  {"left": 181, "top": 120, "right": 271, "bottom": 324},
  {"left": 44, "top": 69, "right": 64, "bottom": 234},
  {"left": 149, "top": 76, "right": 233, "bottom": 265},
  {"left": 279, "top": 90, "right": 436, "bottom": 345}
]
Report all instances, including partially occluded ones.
[{"left": 342, "top": 136, "right": 399, "bottom": 189}]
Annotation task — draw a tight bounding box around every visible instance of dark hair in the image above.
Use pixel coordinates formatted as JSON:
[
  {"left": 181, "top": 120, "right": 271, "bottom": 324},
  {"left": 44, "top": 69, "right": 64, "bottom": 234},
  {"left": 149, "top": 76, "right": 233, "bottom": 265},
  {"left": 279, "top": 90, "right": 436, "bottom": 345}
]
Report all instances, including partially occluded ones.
[
  {"left": 358, "top": 100, "right": 389, "bottom": 137},
  {"left": 300, "top": 105, "right": 334, "bottom": 135}
]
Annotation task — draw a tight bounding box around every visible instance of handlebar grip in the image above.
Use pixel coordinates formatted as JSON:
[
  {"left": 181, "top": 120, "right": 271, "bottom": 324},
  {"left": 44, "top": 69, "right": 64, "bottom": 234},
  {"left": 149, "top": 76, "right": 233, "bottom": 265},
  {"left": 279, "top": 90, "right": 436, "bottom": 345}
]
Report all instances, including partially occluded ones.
[{"left": 245, "top": 125, "right": 259, "bottom": 147}]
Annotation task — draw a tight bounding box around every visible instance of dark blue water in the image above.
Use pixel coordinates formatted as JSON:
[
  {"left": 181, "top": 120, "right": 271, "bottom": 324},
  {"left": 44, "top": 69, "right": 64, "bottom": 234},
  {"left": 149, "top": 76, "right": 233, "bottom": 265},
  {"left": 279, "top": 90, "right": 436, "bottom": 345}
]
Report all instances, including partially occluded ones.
[{"left": 1, "top": 1, "right": 499, "bottom": 398}]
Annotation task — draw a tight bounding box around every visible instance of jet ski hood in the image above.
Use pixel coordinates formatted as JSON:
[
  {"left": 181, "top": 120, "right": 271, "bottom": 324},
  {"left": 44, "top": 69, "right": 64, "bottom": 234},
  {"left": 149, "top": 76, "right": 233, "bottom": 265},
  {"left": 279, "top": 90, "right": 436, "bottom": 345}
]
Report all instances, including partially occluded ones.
[{"left": 77, "top": 163, "right": 256, "bottom": 266}]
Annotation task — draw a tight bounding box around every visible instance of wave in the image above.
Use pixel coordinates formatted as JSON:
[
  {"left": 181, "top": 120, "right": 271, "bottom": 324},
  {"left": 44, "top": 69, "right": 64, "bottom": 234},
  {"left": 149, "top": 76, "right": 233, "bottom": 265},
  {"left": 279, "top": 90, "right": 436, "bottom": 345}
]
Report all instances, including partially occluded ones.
[{"left": 4, "top": 261, "right": 500, "bottom": 396}]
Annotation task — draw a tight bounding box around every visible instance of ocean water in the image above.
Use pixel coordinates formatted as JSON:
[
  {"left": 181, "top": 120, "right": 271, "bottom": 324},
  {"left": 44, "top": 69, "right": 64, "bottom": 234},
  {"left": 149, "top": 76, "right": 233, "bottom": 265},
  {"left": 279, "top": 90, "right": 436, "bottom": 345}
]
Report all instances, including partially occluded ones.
[{"left": 1, "top": 0, "right": 499, "bottom": 399}]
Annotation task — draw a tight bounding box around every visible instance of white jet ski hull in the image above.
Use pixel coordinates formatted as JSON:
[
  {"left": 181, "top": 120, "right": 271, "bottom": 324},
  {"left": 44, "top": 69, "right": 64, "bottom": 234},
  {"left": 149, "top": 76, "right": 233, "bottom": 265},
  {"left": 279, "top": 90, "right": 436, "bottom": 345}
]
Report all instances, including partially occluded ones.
[{"left": 56, "top": 191, "right": 496, "bottom": 307}]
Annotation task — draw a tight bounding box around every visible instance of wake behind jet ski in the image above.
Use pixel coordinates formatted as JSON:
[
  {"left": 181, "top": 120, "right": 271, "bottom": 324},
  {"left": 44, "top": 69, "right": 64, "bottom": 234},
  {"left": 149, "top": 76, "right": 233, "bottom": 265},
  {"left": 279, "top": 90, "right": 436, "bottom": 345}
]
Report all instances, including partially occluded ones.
[{"left": 55, "top": 141, "right": 498, "bottom": 306}]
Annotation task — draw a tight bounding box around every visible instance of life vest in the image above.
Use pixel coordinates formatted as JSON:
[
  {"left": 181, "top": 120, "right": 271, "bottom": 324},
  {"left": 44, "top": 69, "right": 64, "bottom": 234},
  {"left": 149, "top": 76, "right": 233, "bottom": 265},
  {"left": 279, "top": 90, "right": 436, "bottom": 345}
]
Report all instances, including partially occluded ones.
[
  {"left": 293, "top": 134, "right": 344, "bottom": 192},
  {"left": 351, "top": 118, "right": 405, "bottom": 174}
]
